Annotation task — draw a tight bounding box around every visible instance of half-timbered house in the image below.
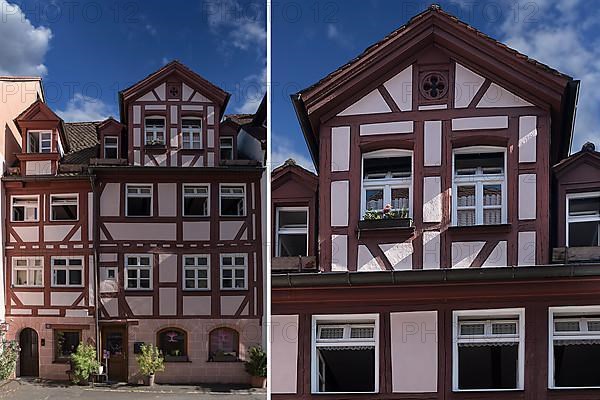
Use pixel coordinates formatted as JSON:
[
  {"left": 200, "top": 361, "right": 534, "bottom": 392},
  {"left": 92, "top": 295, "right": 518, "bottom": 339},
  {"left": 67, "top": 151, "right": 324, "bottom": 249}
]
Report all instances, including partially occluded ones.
[
  {"left": 271, "top": 6, "right": 600, "bottom": 399},
  {"left": 4, "top": 61, "right": 265, "bottom": 384}
]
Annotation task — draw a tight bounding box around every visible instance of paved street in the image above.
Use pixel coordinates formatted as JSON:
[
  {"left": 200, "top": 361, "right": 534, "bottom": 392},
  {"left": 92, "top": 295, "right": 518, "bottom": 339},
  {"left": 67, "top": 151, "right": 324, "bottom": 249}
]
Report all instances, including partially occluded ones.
[{"left": 0, "top": 379, "right": 266, "bottom": 399}]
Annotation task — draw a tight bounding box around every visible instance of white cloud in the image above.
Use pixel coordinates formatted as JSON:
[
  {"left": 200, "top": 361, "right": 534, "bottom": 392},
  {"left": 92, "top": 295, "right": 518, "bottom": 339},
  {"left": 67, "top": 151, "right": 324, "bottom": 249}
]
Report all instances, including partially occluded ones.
[
  {"left": 207, "top": 0, "right": 266, "bottom": 55},
  {"left": 56, "top": 93, "right": 114, "bottom": 122},
  {"left": 0, "top": 0, "right": 52, "bottom": 76},
  {"left": 235, "top": 66, "right": 266, "bottom": 113},
  {"left": 495, "top": 0, "right": 600, "bottom": 150},
  {"left": 326, "top": 23, "right": 352, "bottom": 48},
  {"left": 270, "top": 134, "right": 316, "bottom": 173}
]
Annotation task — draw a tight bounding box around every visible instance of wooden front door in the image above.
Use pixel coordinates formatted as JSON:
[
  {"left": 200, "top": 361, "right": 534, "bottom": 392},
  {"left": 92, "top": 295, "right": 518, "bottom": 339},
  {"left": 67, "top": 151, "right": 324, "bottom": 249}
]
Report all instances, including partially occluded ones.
[
  {"left": 102, "top": 325, "right": 128, "bottom": 382},
  {"left": 19, "top": 328, "right": 39, "bottom": 377}
]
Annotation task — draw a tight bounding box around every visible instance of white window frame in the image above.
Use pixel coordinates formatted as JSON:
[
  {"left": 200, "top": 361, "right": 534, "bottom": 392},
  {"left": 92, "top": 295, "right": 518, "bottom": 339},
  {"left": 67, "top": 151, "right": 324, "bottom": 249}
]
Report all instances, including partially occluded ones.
[
  {"left": 12, "top": 257, "right": 43, "bottom": 287},
  {"left": 103, "top": 136, "right": 119, "bottom": 159},
  {"left": 219, "top": 184, "right": 246, "bottom": 217},
  {"left": 220, "top": 253, "right": 248, "bottom": 290},
  {"left": 183, "top": 254, "right": 210, "bottom": 291},
  {"left": 220, "top": 136, "right": 234, "bottom": 159},
  {"left": 311, "top": 314, "right": 380, "bottom": 394},
  {"left": 275, "top": 206, "right": 309, "bottom": 257},
  {"left": 360, "top": 149, "right": 413, "bottom": 217},
  {"left": 144, "top": 116, "right": 166, "bottom": 145},
  {"left": 452, "top": 146, "right": 507, "bottom": 226},
  {"left": 182, "top": 184, "right": 210, "bottom": 217},
  {"left": 452, "top": 308, "right": 525, "bottom": 392},
  {"left": 125, "top": 184, "right": 153, "bottom": 217},
  {"left": 11, "top": 195, "right": 40, "bottom": 222},
  {"left": 50, "top": 193, "right": 79, "bottom": 222},
  {"left": 548, "top": 305, "right": 600, "bottom": 389},
  {"left": 565, "top": 192, "right": 600, "bottom": 247},
  {"left": 27, "top": 130, "right": 52, "bottom": 153},
  {"left": 51, "top": 256, "right": 84, "bottom": 287},
  {"left": 181, "top": 117, "right": 202, "bottom": 149},
  {"left": 124, "top": 254, "right": 153, "bottom": 290}
]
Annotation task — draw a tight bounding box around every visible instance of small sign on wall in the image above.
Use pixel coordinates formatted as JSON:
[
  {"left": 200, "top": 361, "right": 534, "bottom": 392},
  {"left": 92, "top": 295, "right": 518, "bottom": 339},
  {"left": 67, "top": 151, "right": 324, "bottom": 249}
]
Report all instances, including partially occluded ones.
[{"left": 134, "top": 342, "right": 145, "bottom": 354}]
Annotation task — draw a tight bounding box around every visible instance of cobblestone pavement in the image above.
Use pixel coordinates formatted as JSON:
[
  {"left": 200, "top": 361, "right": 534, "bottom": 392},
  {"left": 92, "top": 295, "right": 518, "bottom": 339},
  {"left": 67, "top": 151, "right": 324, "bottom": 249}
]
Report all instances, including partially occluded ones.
[{"left": 0, "top": 379, "right": 267, "bottom": 399}]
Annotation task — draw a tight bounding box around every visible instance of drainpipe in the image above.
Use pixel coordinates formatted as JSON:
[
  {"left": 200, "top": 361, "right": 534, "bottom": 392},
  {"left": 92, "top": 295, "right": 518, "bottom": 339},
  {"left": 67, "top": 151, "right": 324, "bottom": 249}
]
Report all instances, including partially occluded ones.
[{"left": 89, "top": 173, "right": 101, "bottom": 363}]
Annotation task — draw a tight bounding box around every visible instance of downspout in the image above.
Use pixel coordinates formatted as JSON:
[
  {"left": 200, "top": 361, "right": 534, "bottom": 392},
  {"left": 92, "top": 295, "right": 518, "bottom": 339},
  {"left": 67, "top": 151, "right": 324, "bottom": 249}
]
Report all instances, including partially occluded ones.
[{"left": 89, "top": 173, "right": 101, "bottom": 362}]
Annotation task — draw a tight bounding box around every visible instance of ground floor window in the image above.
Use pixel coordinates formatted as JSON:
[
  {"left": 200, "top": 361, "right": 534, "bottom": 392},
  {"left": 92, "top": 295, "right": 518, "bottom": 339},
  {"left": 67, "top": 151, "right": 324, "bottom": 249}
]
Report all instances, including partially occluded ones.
[
  {"left": 54, "top": 329, "right": 81, "bottom": 362},
  {"left": 209, "top": 327, "right": 239, "bottom": 362},
  {"left": 158, "top": 328, "right": 187, "bottom": 361},
  {"left": 550, "top": 306, "right": 600, "bottom": 388},
  {"left": 453, "top": 309, "right": 524, "bottom": 391},
  {"left": 312, "top": 314, "right": 378, "bottom": 394}
]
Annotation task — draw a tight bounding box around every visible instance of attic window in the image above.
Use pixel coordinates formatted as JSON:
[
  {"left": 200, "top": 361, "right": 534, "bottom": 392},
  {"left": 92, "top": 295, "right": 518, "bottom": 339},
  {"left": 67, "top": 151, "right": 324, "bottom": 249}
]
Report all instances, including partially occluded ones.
[
  {"left": 28, "top": 131, "right": 52, "bottom": 153},
  {"left": 104, "top": 136, "right": 118, "bottom": 159},
  {"left": 420, "top": 72, "right": 448, "bottom": 100},
  {"left": 145, "top": 117, "right": 165, "bottom": 145}
]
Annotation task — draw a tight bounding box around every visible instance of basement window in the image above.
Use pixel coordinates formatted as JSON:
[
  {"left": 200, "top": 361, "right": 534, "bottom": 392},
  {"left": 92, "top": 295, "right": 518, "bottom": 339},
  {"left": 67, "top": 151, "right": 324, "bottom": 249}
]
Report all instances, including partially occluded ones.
[
  {"left": 566, "top": 193, "right": 600, "bottom": 247},
  {"left": 453, "top": 309, "right": 524, "bottom": 391},
  {"left": 126, "top": 184, "right": 152, "bottom": 217},
  {"left": 550, "top": 306, "right": 600, "bottom": 388},
  {"left": 50, "top": 194, "right": 78, "bottom": 221},
  {"left": 276, "top": 207, "right": 308, "bottom": 257},
  {"left": 312, "top": 315, "right": 378, "bottom": 394}
]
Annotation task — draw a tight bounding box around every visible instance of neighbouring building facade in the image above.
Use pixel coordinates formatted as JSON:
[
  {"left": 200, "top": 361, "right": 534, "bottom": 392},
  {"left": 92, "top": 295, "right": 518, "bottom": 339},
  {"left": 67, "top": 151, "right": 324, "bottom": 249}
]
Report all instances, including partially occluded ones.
[
  {"left": 272, "top": 6, "right": 600, "bottom": 399},
  {"left": 4, "top": 61, "right": 266, "bottom": 384}
]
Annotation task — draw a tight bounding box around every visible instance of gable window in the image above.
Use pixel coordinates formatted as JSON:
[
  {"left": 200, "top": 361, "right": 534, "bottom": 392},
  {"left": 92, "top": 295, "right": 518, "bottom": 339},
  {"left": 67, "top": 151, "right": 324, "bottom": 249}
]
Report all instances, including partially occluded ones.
[
  {"left": 28, "top": 130, "right": 52, "bottom": 153},
  {"left": 50, "top": 194, "right": 78, "bottom": 221},
  {"left": 183, "top": 255, "right": 210, "bottom": 290},
  {"left": 549, "top": 306, "right": 600, "bottom": 388},
  {"left": 183, "top": 184, "right": 209, "bottom": 216},
  {"left": 126, "top": 184, "right": 152, "bottom": 217},
  {"left": 104, "top": 136, "right": 119, "bottom": 159},
  {"left": 312, "top": 315, "right": 378, "bottom": 394},
  {"left": 220, "top": 137, "right": 234, "bottom": 160},
  {"left": 12, "top": 257, "right": 43, "bottom": 287},
  {"left": 182, "top": 118, "right": 202, "bottom": 149},
  {"left": 453, "top": 147, "right": 506, "bottom": 226},
  {"left": 361, "top": 150, "right": 412, "bottom": 219},
  {"left": 144, "top": 117, "right": 165, "bottom": 145},
  {"left": 453, "top": 309, "right": 524, "bottom": 391},
  {"left": 276, "top": 207, "right": 308, "bottom": 257},
  {"left": 209, "top": 327, "right": 239, "bottom": 362},
  {"left": 220, "top": 185, "right": 245, "bottom": 216},
  {"left": 125, "top": 255, "right": 152, "bottom": 290},
  {"left": 158, "top": 328, "right": 187, "bottom": 361},
  {"left": 566, "top": 193, "right": 599, "bottom": 247},
  {"left": 220, "top": 254, "right": 247, "bottom": 290},
  {"left": 54, "top": 329, "right": 81, "bottom": 362},
  {"left": 51, "top": 257, "right": 83, "bottom": 287},
  {"left": 11, "top": 196, "right": 39, "bottom": 222}
]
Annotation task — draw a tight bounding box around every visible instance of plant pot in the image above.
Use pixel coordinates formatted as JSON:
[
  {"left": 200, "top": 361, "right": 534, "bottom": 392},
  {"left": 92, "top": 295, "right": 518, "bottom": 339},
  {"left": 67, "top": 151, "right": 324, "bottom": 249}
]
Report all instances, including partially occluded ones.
[
  {"left": 250, "top": 375, "right": 266, "bottom": 388},
  {"left": 98, "top": 366, "right": 104, "bottom": 375},
  {"left": 147, "top": 374, "right": 155, "bottom": 387}
]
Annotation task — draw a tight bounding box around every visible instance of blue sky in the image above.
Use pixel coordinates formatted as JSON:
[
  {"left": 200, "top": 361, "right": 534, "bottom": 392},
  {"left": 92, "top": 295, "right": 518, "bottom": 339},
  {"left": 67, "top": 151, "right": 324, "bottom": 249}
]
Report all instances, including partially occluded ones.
[
  {"left": 0, "top": 0, "right": 265, "bottom": 120},
  {"left": 272, "top": 0, "right": 600, "bottom": 170}
]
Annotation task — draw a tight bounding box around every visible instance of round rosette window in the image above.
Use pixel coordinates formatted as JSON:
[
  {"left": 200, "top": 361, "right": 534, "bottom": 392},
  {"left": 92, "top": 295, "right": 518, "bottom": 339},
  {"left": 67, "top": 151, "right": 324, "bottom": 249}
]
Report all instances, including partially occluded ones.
[{"left": 420, "top": 72, "right": 448, "bottom": 100}]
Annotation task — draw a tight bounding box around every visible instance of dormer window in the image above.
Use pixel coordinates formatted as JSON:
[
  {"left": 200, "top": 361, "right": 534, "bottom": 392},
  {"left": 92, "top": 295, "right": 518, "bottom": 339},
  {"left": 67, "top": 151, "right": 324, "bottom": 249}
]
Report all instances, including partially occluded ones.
[
  {"left": 144, "top": 117, "right": 165, "bottom": 145},
  {"left": 182, "top": 118, "right": 202, "bottom": 149},
  {"left": 220, "top": 137, "right": 234, "bottom": 160},
  {"left": 28, "top": 130, "right": 52, "bottom": 153},
  {"left": 361, "top": 150, "right": 412, "bottom": 219},
  {"left": 566, "top": 192, "right": 600, "bottom": 247},
  {"left": 104, "top": 136, "right": 119, "bottom": 159}
]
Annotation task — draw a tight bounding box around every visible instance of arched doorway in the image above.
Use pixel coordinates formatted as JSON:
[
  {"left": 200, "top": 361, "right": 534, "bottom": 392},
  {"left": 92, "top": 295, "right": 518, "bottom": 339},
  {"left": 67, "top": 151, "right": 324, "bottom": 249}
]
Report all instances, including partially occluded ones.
[{"left": 19, "top": 328, "right": 39, "bottom": 377}]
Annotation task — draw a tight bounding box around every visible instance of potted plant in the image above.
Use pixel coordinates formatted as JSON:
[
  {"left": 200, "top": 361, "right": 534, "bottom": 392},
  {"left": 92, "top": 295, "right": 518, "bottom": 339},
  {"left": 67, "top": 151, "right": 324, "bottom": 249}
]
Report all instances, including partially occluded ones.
[
  {"left": 70, "top": 343, "right": 100, "bottom": 385},
  {"left": 0, "top": 325, "right": 19, "bottom": 381},
  {"left": 244, "top": 346, "right": 266, "bottom": 388},
  {"left": 136, "top": 343, "right": 164, "bottom": 386}
]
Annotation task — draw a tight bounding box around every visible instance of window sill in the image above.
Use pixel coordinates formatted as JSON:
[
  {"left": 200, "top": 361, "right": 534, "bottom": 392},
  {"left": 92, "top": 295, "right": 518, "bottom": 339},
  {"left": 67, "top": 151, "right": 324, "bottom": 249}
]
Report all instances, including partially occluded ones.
[
  {"left": 144, "top": 144, "right": 167, "bottom": 152},
  {"left": 448, "top": 223, "right": 511, "bottom": 234},
  {"left": 358, "top": 218, "right": 413, "bottom": 230}
]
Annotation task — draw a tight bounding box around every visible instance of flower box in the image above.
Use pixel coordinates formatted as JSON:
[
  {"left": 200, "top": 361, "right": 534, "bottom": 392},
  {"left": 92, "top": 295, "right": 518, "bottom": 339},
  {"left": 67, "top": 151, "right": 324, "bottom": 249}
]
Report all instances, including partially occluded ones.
[
  {"left": 358, "top": 218, "right": 413, "bottom": 230},
  {"left": 144, "top": 143, "right": 167, "bottom": 152}
]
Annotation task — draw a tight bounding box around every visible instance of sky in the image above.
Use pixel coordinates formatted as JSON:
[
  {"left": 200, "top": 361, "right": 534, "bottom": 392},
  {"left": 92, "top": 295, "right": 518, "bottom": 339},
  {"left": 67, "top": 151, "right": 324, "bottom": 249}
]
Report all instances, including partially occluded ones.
[
  {"left": 272, "top": 0, "right": 600, "bottom": 171},
  {"left": 0, "top": 0, "right": 266, "bottom": 119}
]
